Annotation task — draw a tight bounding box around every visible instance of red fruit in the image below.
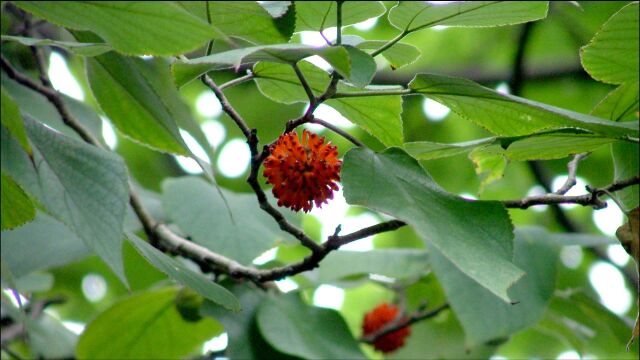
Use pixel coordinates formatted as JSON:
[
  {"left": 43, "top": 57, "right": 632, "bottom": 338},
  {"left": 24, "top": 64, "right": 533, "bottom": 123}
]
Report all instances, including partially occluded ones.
[
  {"left": 263, "top": 130, "right": 341, "bottom": 212},
  {"left": 362, "top": 303, "right": 411, "bottom": 353}
]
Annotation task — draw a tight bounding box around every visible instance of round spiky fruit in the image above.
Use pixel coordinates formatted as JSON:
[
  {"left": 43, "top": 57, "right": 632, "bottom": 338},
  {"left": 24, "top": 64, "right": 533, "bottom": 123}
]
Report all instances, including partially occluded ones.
[{"left": 263, "top": 130, "right": 341, "bottom": 212}]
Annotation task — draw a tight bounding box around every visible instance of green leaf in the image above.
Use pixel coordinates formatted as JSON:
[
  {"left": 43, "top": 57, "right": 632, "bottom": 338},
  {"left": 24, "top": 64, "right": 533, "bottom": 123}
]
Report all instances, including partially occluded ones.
[
  {"left": 405, "top": 130, "right": 622, "bottom": 162},
  {"left": 172, "top": 44, "right": 356, "bottom": 88},
  {"left": 327, "top": 89, "right": 404, "bottom": 146},
  {"left": 354, "top": 39, "right": 420, "bottom": 70},
  {"left": 390, "top": 310, "right": 497, "bottom": 360},
  {"left": 24, "top": 117, "right": 129, "bottom": 285},
  {"left": 76, "top": 287, "right": 224, "bottom": 359},
  {"left": 341, "top": 45, "right": 377, "bottom": 88},
  {"left": 295, "top": 1, "right": 386, "bottom": 31},
  {"left": 591, "top": 82, "right": 640, "bottom": 122},
  {"left": 469, "top": 144, "right": 508, "bottom": 192},
  {"left": 0, "top": 172, "right": 36, "bottom": 230},
  {"left": 257, "top": 293, "right": 365, "bottom": 359},
  {"left": 612, "top": 141, "right": 639, "bottom": 212},
  {"left": 0, "top": 35, "right": 111, "bottom": 56},
  {"left": 208, "top": 1, "right": 294, "bottom": 45},
  {"left": 162, "top": 177, "right": 296, "bottom": 265},
  {"left": 317, "top": 249, "right": 429, "bottom": 282},
  {"left": 1, "top": 87, "right": 31, "bottom": 153},
  {"left": 254, "top": 62, "right": 404, "bottom": 146},
  {"left": 592, "top": 82, "right": 640, "bottom": 212},
  {"left": 86, "top": 51, "right": 189, "bottom": 155},
  {"left": 389, "top": 1, "right": 548, "bottom": 31},
  {"left": 404, "top": 137, "right": 495, "bottom": 160},
  {"left": 429, "top": 227, "right": 558, "bottom": 345},
  {"left": 409, "top": 73, "right": 639, "bottom": 139},
  {"left": 126, "top": 233, "right": 240, "bottom": 312},
  {"left": 123, "top": 56, "right": 216, "bottom": 176},
  {"left": 504, "top": 133, "right": 617, "bottom": 160},
  {"left": 14, "top": 1, "right": 223, "bottom": 56},
  {"left": 580, "top": 2, "right": 639, "bottom": 85},
  {"left": 342, "top": 148, "right": 524, "bottom": 302}
]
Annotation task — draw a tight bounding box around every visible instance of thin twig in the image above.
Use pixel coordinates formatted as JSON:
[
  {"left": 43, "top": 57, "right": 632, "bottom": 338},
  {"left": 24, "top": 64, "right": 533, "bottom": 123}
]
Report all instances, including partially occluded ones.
[
  {"left": 292, "top": 62, "right": 316, "bottom": 106},
  {"left": 201, "top": 74, "right": 251, "bottom": 138},
  {"left": 361, "top": 303, "right": 450, "bottom": 343},
  {"left": 555, "top": 153, "right": 589, "bottom": 195},
  {"left": 310, "top": 117, "right": 364, "bottom": 147},
  {"left": 218, "top": 72, "right": 254, "bottom": 90}
]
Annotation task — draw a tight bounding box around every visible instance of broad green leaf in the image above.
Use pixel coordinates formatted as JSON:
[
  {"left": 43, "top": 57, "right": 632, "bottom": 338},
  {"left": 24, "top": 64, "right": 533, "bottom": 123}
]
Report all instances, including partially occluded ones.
[
  {"left": 162, "top": 177, "right": 296, "bottom": 265},
  {"left": 253, "top": 62, "right": 404, "bottom": 146},
  {"left": 1, "top": 124, "right": 43, "bottom": 202},
  {"left": 429, "top": 227, "right": 558, "bottom": 345},
  {"left": 592, "top": 82, "right": 640, "bottom": 212},
  {"left": 390, "top": 310, "right": 497, "bottom": 360},
  {"left": 295, "top": 1, "right": 386, "bottom": 31},
  {"left": 76, "top": 287, "right": 224, "bottom": 359},
  {"left": 86, "top": 51, "right": 189, "bottom": 155},
  {"left": 14, "top": 272, "right": 54, "bottom": 293},
  {"left": 14, "top": 1, "right": 223, "bottom": 56},
  {"left": 327, "top": 90, "right": 403, "bottom": 146},
  {"left": 1, "top": 87, "right": 30, "bottom": 153},
  {"left": 409, "top": 73, "right": 639, "bottom": 139},
  {"left": 580, "top": 2, "right": 639, "bottom": 85},
  {"left": 342, "top": 148, "right": 523, "bottom": 302},
  {"left": 0, "top": 35, "right": 111, "bottom": 56},
  {"left": 126, "top": 56, "right": 216, "bottom": 174},
  {"left": 356, "top": 40, "right": 420, "bottom": 70},
  {"left": 0, "top": 172, "right": 35, "bottom": 230},
  {"left": 405, "top": 130, "right": 622, "bottom": 161},
  {"left": 341, "top": 45, "right": 377, "bottom": 88},
  {"left": 612, "top": 141, "right": 639, "bottom": 212},
  {"left": 504, "top": 134, "right": 617, "bottom": 160},
  {"left": 172, "top": 44, "right": 356, "bottom": 88},
  {"left": 209, "top": 1, "right": 294, "bottom": 45},
  {"left": 404, "top": 137, "right": 495, "bottom": 160},
  {"left": 317, "top": 249, "right": 429, "bottom": 282},
  {"left": 469, "top": 144, "right": 507, "bottom": 192},
  {"left": 127, "top": 233, "right": 240, "bottom": 312},
  {"left": 257, "top": 293, "right": 365, "bottom": 359},
  {"left": 591, "top": 82, "right": 640, "bottom": 122},
  {"left": 201, "top": 284, "right": 296, "bottom": 360},
  {"left": 24, "top": 117, "right": 129, "bottom": 285},
  {"left": 389, "top": 1, "right": 548, "bottom": 31}
]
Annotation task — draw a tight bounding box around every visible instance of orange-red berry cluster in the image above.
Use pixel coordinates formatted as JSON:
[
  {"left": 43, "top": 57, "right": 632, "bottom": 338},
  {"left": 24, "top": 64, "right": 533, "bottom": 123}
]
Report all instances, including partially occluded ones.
[
  {"left": 263, "top": 130, "right": 341, "bottom": 212},
  {"left": 362, "top": 303, "right": 411, "bottom": 353}
]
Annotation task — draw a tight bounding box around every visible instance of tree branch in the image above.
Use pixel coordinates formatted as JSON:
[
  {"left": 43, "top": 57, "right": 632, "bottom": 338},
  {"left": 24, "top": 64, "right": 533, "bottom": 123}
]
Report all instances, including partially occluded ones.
[
  {"left": 555, "top": 153, "right": 589, "bottom": 195},
  {"left": 503, "top": 176, "right": 639, "bottom": 209},
  {"left": 0, "top": 55, "right": 100, "bottom": 146}
]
